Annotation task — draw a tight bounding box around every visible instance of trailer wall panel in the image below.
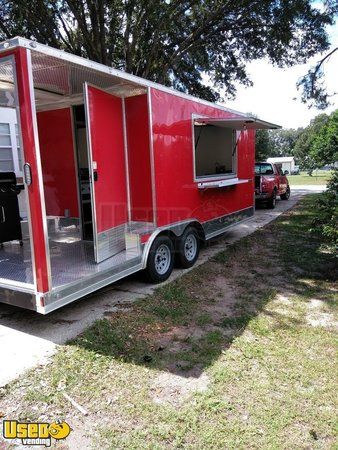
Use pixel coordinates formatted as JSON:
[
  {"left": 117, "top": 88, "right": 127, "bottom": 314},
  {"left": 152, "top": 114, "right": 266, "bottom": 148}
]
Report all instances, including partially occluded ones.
[
  {"left": 125, "top": 94, "right": 153, "bottom": 223},
  {"left": 150, "top": 89, "right": 254, "bottom": 227},
  {"left": 37, "top": 108, "right": 79, "bottom": 218}
]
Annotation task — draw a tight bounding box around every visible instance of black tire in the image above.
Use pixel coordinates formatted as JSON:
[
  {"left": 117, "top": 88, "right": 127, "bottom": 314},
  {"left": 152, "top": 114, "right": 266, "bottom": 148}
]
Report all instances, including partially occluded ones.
[
  {"left": 280, "top": 186, "right": 290, "bottom": 200},
  {"left": 267, "top": 189, "right": 277, "bottom": 209},
  {"left": 176, "top": 226, "right": 200, "bottom": 268},
  {"left": 144, "top": 235, "right": 174, "bottom": 283}
]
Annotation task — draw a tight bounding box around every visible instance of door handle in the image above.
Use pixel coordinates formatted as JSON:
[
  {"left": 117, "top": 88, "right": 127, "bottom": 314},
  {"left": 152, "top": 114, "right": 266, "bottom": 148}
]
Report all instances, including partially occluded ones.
[
  {"left": 23, "top": 163, "right": 32, "bottom": 186},
  {"left": 93, "top": 171, "right": 98, "bottom": 182},
  {"left": 0, "top": 206, "right": 5, "bottom": 223}
]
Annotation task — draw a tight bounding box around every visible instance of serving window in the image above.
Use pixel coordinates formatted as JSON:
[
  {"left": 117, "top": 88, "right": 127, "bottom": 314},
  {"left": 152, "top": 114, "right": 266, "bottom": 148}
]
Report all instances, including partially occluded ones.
[{"left": 193, "top": 121, "right": 236, "bottom": 180}]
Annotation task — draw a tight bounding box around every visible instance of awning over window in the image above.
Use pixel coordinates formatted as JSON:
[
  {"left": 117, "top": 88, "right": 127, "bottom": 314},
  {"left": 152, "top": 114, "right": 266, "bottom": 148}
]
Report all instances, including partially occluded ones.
[{"left": 194, "top": 117, "right": 281, "bottom": 130}]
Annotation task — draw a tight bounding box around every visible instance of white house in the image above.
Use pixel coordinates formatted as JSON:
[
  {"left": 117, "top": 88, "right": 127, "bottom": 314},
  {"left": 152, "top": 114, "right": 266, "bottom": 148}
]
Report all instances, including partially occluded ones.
[
  {"left": 267, "top": 156, "right": 295, "bottom": 174},
  {"left": 0, "top": 106, "right": 22, "bottom": 178}
]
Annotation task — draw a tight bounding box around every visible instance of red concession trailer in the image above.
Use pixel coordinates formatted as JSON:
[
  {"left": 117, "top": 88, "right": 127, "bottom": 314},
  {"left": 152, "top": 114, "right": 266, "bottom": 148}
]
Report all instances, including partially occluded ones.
[{"left": 0, "top": 37, "right": 279, "bottom": 314}]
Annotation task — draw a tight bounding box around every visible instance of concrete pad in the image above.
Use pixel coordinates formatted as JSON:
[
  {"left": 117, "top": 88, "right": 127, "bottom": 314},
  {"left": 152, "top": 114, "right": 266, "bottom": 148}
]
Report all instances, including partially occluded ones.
[{"left": 0, "top": 187, "right": 324, "bottom": 387}]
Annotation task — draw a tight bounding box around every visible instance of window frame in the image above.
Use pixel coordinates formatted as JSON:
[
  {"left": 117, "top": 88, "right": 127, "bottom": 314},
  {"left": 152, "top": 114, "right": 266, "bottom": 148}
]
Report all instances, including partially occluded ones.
[
  {"left": 0, "top": 122, "right": 14, "bottom": 172},
  {"left": 192, "top": 114, "right": 238, "bottom": 182},
  {"left": 0, "top": 116, "right": 23, "bottom": 177}
]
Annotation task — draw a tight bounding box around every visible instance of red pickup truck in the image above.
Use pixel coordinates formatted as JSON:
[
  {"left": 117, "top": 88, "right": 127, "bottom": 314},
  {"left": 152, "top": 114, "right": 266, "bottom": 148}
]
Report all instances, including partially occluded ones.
[{"left": 255, "top": 162, "right": 290, "bottom": 208}]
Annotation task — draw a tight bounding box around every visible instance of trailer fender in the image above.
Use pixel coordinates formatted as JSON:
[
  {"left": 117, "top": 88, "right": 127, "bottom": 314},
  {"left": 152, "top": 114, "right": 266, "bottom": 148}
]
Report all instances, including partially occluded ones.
[{"left": 141, "top": 219, "right": 204, "bottom": 269}]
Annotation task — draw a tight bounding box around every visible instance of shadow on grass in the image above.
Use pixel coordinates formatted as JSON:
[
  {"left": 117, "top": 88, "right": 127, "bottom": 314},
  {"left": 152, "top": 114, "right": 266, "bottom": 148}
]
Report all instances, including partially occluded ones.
[{"left": 69, "top": 194, "right": 336, "bottom": 378}]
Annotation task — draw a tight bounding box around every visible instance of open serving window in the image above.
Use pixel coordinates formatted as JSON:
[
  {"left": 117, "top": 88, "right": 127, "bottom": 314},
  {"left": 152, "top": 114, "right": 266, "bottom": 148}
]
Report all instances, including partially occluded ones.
[
  {"left": 194, "top": 122, "right": 236, "bottom": 179},
  {"left": 193, "top": 116, "right": 280, "bottom": 188}
]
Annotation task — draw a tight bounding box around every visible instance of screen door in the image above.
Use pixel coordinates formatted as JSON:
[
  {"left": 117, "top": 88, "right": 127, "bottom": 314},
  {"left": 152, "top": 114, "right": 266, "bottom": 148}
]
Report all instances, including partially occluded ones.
[{"left": 84, "top": 83, "right": 128, "bottom": 263}]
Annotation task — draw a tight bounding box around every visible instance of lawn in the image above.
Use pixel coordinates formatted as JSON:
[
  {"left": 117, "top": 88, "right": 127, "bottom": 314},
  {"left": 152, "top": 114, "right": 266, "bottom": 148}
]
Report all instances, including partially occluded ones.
[
  {"left": 0, "top": 195, "right": 337, "bottom": 449},
  {"left": 288, "top": 170, "right": 332, "bottom": 186}
]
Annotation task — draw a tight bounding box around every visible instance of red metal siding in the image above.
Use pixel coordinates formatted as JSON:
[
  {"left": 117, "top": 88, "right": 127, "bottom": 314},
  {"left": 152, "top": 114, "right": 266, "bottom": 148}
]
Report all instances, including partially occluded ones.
[
  {"left": 37, "top": 108, "right": 79, "bottom": 218},
  {"left": 150, "top": 89, "right": 255, "bottom": 227},
  {"left": 87, "top": 86, "right": 128, "bottom": 232},
  {"left": 125, "top": 94, "right": 153, "bottom": 223}
]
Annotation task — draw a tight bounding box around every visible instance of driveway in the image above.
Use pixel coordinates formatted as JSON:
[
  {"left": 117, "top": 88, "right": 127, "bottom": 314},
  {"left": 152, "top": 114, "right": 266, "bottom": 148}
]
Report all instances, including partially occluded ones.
[{"left": 0, "top": 186, "right": 325, "bottom": 387}]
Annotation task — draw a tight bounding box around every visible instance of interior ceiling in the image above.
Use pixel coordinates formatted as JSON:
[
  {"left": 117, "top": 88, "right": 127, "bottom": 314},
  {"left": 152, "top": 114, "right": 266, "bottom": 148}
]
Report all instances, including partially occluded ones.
[
  {"left": 0, "top": 58, "right": 16, "bottom": 108},
  {"left": 30, "top": 51, "right": 146, "bottom": 107}
]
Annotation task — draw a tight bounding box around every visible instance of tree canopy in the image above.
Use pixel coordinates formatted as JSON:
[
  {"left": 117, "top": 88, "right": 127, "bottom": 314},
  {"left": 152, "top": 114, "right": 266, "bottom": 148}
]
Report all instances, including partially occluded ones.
[
  {"left": 297, "top": 0, "right": 338, "bottom": 109},
  {"left": 297, "top": 46, "right": 338, "bottom": 110},
  {"left": 0, "top": 0, "right": 336, "bottom": 101},
  {"left": 256, "top": 109, "right": 337, "bottom": 172},
  {"left": 310, "top": 109, "right": 338, "bottom": 166},
  {"left": 293, "top": 114, "right": 329, "bottom": 173},
  {"left": 255, "top": 128, "right": 303, "bottom": 161}
]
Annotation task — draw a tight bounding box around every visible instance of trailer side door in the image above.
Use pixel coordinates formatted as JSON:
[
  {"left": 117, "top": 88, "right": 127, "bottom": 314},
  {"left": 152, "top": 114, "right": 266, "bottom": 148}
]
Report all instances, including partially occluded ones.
[{"left": 84, "top": 84, "right": 128, "bottom": 263}]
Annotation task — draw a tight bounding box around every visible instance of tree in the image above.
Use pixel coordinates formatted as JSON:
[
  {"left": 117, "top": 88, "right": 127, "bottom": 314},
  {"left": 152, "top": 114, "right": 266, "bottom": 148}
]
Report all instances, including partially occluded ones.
[
  {"left": 311, "top": 109, "right": 338, "bottom": 166},
  {"left": 0, "top": 0, "right": 336, "bottom": 102},
  {"left": 255, "top": 128, "right": 303, "bottom": 161},
  {"left": 297, "top": 46, "right": 338, "bottom": 109},
  {"left": 297, "top": 1, "right": 338, "bottom": 109},
  {"left": 255, "top": 129, "right": 273, "bottom": 161},
  {"left": 269, "top": 128, "right": 304, "bottom": 157},
  {"left": 293, "top": 113, "right": 330, "bottom": 174}
]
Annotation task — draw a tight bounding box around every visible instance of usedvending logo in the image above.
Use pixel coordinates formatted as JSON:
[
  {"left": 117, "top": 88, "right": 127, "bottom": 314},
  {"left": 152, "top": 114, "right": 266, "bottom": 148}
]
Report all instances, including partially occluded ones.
[{"left": 2, "top": 419, "right": 71, "bottom": 447}]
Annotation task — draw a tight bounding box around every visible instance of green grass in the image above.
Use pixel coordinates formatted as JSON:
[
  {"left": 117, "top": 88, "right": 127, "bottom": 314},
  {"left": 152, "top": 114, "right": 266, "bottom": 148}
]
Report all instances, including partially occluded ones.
[
  {"left": 0, "top": 194, "right": 337, "bottom": 449},
  {"left": 288, "top": 170, "right": 331, "bottom": 186}
]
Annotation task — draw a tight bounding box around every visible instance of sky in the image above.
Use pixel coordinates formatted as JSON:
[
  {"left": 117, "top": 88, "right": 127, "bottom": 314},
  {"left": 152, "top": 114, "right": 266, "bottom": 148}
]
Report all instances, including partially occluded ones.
[{"left": 222, "top": 22, "right": 338, "bottom": 130}]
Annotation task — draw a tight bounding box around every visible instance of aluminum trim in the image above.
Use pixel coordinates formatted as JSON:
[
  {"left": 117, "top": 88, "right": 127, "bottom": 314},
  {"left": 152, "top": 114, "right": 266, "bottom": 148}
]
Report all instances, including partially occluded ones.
[
  {"left": 192, "top": 114, "right": 238, "bottom": 183},
  {"left": 142, "top": 207, "right": 254, "bottom": 268},
  {"left": 69, "top": 106, "right": 83, "bottom": 239},
  {"left": 122, "top": 97, "right": 132, "bottom": 223},
  {"left": 197, "top": 178, "right": 249, "bottom": 189},
  {"left": 0, "top": 287, "right": 37, "bottom": 311},
  {"left": 202, "top": 205, "right": 254, "bottom": 226},
  {"left": 147, "top": 88, "right": 157, "bottom": 226},
  {"left": 41, "top": 261, "right": 143, "bottom": 314},
  {"left": 191, "top": 113, "right": 198, "bottom": 181},
  {"left": 195, "top": 117, "right": 281, "bottom": 130},
  {"left": 97, "top": 223, "right": 126, "bottom": 262},
  {"left": 83, "top": 82, "right": 98, "bottom": 260},
  {"left": 205, "top": 214, "right": 254, "bottom": 240},
  {"left": 233, "top": 130, "right": 239, "bottom": 175},
  {"left": 0, "top": 279, "right": 35, "bottom": 293},
  {"left": 141, "top": 218, "right": 202, "bottom": 268},
  {"left": 203, "top": 207, "right": 254, "bottom": 240},
  {"left": 26, "top": 49, "right": 52, "bottom": 290}
]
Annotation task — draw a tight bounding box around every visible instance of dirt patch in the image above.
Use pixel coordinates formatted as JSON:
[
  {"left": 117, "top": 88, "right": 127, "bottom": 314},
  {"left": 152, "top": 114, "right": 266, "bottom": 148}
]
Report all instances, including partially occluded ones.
[
  {"left": 305, "top": 298, "right": 338, "bottom": 329},
  {"left": 150, "top": 369, "right": 210, "bottom": 407},
  {"left": 306, "top": 312, "right": 338, "bottom": 329}
]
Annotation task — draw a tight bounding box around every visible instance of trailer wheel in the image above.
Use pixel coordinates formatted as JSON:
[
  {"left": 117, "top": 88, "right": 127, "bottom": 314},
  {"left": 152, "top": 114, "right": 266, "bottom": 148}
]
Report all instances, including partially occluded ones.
[
  {"left": 145, "top": 235, "right": 174, "bottom": 283},
  {"left": 176, "top": 227, "right": 200, "bottom": 268},
  {"left": 280, "top": 186, "right": 290, "bottom": 200},
  {"left": 267, "top": 189, "right": 277, "bottom": 209}
]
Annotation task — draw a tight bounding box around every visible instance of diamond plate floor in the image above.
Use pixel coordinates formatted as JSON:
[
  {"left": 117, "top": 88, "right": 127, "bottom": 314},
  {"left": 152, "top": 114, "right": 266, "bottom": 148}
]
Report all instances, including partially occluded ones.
[
  {"left": 0, "top": 221, "right": 142, "bottom": 289},
  {"left": 0, "top": 240, "right": 34, "bottom": 285},
  {"left": 49, "top": 238, "right": 137, "bottom": 289}
]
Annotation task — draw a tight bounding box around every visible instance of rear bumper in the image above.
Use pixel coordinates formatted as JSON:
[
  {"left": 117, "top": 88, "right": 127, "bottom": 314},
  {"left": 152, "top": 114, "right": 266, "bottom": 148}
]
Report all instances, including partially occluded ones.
[{"left": 255, "top": 192, "right": 270, "bottom": 201}]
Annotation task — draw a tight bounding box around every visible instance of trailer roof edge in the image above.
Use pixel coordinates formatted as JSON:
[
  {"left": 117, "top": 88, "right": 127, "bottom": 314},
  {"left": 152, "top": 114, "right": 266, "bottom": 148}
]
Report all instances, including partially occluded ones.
[{"left": 0, "top": 36, "right": 280, "bottom": 127}]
